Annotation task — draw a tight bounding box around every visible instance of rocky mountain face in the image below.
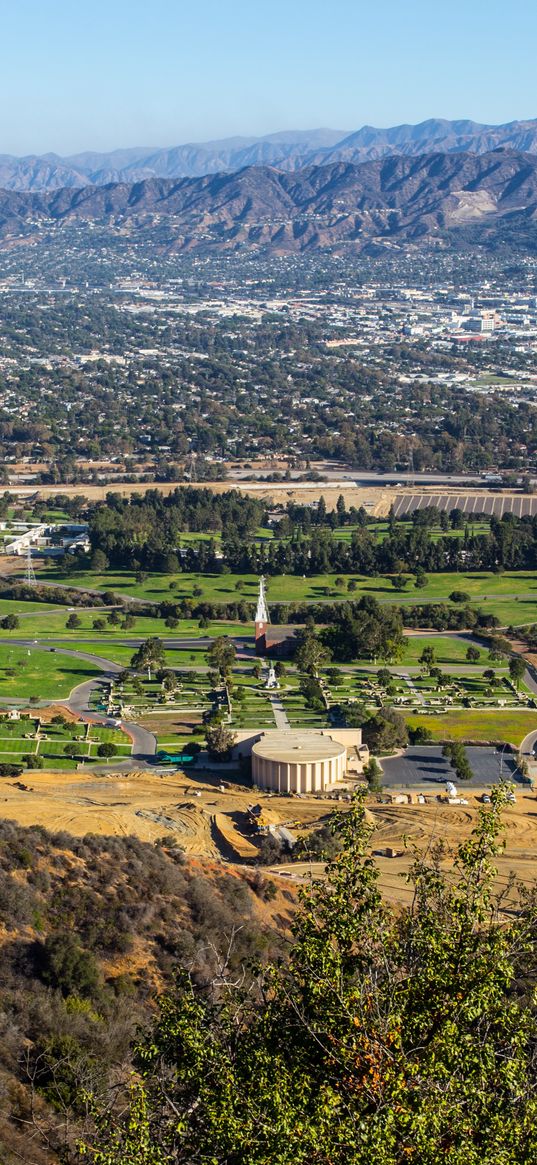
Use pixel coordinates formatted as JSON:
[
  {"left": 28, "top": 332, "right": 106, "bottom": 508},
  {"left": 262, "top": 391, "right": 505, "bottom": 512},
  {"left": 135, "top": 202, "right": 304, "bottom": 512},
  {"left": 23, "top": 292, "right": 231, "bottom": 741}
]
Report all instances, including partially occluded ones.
[
  {"left": 1, "top": 149, "right": 537, "bottom": 254},
  {"left": 3, "top": 119, "right": 537, "bottom": 191}
]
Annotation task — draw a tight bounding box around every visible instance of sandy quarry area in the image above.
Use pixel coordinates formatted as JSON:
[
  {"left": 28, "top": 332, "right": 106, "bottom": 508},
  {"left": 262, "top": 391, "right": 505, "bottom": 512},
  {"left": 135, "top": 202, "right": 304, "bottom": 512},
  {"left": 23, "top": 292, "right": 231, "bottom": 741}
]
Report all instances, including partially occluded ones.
[
  {"left": 7, "top": 476, "right": 531, "bottom": 519},
  {"left": 274, "top": 796, "right": 537, "bottom": 907},
  {"left": 2, "top": 768, "right": 537, "bottom": 904},
  {"left": 4, "top": 478, "right": 389, "bottom": 511}
]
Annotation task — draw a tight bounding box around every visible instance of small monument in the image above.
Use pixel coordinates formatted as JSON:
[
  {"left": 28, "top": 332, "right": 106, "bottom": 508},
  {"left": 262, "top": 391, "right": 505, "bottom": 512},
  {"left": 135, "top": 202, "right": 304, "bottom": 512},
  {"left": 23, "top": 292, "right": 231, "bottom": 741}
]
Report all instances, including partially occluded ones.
[
  {"left": 265, "top": 664, "right": 279, "bottom": 689},
  {"left": 255, "top": 575, "right": 270, "bottom": 656}
]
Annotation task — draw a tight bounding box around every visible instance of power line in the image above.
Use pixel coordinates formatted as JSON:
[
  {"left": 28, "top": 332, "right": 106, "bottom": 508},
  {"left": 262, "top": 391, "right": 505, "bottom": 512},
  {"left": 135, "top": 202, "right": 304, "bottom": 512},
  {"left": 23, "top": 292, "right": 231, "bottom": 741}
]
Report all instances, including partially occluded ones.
[{"left": 25, "top": 543, "right": 36, "bottom": 586}]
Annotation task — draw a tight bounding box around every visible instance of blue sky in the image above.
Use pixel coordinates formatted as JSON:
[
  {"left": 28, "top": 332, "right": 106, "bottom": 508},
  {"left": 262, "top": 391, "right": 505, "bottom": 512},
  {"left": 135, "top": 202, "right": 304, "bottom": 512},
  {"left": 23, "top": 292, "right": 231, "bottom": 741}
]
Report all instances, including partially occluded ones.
[{"left": 1, "top": 0, "right": 536, "bottom": 155}]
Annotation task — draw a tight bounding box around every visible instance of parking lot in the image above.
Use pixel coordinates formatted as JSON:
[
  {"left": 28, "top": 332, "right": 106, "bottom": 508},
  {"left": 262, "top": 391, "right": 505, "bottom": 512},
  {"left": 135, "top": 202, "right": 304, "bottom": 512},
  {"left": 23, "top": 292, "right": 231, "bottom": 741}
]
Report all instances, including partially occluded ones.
[{"left": 381, "top": 745, "right": 520, "bottom": 787}]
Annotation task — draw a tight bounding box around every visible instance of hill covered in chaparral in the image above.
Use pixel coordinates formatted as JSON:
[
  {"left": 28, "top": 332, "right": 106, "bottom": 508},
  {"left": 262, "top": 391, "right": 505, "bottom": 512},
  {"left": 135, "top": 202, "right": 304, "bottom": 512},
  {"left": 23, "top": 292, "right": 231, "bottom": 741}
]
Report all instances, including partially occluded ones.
[
  {"left": 1, "top": 148, "right": 537, "bottom": 254},
  {"left": 0, "top": 818, "right": 293, "bottom": 1164}
]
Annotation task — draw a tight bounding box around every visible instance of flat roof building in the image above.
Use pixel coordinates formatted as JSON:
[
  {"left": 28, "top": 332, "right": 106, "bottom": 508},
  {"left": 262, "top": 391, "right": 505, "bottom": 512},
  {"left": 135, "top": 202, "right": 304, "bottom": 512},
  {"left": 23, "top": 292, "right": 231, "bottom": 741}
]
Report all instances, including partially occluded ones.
[{"left": 251, "top": 730, "right": 348, "bottom": 794}]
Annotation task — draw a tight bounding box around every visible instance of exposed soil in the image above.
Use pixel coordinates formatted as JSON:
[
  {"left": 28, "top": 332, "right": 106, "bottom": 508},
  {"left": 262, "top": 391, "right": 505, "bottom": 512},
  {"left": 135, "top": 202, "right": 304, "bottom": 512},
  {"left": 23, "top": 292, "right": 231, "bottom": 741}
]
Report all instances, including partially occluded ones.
[{"left": 1, "top": 768, "right": 536, "bottom": 903}]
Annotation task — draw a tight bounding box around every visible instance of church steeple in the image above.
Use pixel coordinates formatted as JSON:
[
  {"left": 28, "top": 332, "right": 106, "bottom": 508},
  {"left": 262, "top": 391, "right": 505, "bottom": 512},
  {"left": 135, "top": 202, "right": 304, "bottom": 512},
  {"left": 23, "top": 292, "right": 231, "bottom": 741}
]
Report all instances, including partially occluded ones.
[
  {"left": 255, "top": 575, "right": 269, "bottom": 624},
  {"left": 255, "top": 575, "right": 270, "bottom": 655}
]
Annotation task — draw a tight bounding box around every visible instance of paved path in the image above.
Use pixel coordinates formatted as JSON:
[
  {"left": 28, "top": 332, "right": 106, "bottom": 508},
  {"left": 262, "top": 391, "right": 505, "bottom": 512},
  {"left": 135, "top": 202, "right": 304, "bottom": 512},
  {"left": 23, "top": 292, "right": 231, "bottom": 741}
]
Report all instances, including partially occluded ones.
[
  {"left": 64, "top": 676, "right": 157, "bottom": 763},
  {"left": 519, "top": 726, "right": 537, "bottom": 756},
  {"left": 268, "top": 694, "right": 290, "bottom": 730},
  {"left": 401, "top": 672, "right": 425, "bottom": 704}
]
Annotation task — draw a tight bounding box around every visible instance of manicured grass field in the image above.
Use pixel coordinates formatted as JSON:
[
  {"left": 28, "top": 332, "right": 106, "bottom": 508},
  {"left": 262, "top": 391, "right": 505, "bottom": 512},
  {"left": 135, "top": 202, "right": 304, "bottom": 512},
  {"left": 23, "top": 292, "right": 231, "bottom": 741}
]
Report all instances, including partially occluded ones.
[
  {"left": 0, "top": 646, "right": 101, "bottom": 699},
  {"left": 0, "top": 606, "right": 251, "bottom": 640},
  {"left": 30, "top": 566, "right": 537, "bottom": 626},
  {"left": 405, "top": 711, "right": 537, "bottom": 746},
  {"left": 0, "top": 599, "right": 56, "bottom": 615},
  {"left": 389, "top": 635, "right": 487, "bottom": 666}
]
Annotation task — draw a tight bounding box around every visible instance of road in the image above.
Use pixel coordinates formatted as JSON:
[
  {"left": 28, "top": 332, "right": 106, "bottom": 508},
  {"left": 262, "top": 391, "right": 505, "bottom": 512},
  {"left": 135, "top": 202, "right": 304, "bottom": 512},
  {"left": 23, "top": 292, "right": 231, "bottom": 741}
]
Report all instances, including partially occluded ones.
[
  {"left": 65, "top": 676, "right": 157, "bottom": 762},
  {"left": 1, "top": 639, "right": 158, "bottom": 764}
]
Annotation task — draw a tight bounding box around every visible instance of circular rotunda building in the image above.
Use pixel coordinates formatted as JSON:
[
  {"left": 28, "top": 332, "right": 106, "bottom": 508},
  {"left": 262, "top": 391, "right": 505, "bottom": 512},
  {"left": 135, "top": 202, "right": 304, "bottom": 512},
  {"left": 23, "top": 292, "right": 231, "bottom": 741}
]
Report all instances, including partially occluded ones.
[{"left": 251, "top": 730, "right": 347, "bottom": 794}]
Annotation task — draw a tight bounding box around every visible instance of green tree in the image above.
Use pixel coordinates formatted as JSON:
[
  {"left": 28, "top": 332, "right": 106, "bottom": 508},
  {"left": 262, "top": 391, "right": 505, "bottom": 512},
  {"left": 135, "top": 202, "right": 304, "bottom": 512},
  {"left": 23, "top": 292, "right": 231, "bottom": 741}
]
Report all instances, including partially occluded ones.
[
  {"left": 97, "top": 742, "right": 118, "bottom": 758},
  {"left": 362, "top": 707, "right": 408, "bottom": 752},
  {"left": 1, "top": 613, "right": 19, "bottom": 630},
  {"left": 38, "top": 930, "right": 100, "bottom": 998},
  {"left": 443, "top": 741, "right": 473, "bottom": 782},
  {"left": 509, "top": 656, "right": 526, "bottom": 690},
  {"left": 466, "top": 645, "right": 481, "bottom": 663},
  {"left": 294, "top": 631, "right": 332, "bottom": 676},
  {"left": 204, "top": 723, "right": 237, "bottom": 760},
  {"left": 90, "top": 548, "right": 109, "bottom": 572},
  {"left": 363, "top": 756, "right": 383, "bottom": 792},
  {"left": 85, "top": 788, "right": 537, "bottom": 1165},
  {"left": 419, "top": 645, "right": 436, "bottom": 672},
  {"left": 207, "top": 636, "right": 236, "bottom": 678},
  {"left": 131, "top": 638, "right": 166, "bottom": 677}
]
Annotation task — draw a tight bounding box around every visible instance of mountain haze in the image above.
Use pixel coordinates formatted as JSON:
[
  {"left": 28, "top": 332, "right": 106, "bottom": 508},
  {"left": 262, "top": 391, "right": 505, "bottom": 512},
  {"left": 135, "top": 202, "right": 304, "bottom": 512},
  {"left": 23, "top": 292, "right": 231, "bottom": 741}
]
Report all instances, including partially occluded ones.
[{"left": 3, "top": 118, "right": 537, "bottom": 191}]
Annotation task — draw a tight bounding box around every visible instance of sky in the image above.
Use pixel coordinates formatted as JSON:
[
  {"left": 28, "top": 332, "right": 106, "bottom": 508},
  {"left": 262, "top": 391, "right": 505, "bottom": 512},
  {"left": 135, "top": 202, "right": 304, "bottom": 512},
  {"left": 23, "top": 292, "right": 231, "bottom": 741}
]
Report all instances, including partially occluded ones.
[{"left": 1, "top": 0, "right": 537, "bottom": 156}]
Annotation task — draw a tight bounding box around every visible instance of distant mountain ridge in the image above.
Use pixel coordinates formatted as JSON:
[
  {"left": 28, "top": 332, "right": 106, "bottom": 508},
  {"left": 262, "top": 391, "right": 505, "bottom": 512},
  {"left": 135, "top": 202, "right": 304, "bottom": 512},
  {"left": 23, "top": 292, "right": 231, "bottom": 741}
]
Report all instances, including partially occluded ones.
[
  {"left": 3, "top": 118, "right": 537, "bottom": 191},
  {"left": 2, "top": 148, "right": 537, "bottom": 255}
]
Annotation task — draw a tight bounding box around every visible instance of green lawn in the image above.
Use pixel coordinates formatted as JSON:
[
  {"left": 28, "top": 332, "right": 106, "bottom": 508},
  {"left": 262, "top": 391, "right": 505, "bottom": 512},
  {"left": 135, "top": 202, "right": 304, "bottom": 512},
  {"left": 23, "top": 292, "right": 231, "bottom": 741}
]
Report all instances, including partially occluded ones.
[
  {"left": 0, "top": 606, "right": 251, "bottom": 640},
  {"left": 386, "top": 635, "right": 487, "bottom": 666},
  {"left": 0, "top": 716, "right": 131, "bottom": 769},
  {"left": 405, "top": 711, "right": 537, "bottom": 746},
  {"left": 0, "top": 598, "right": 58, "bottom": 615},
  {"left": 28, "top": 566, "right": 537, "bottom": 626},
  {"left": 0, "top": 646, "right": 102, "bottom": 700}
]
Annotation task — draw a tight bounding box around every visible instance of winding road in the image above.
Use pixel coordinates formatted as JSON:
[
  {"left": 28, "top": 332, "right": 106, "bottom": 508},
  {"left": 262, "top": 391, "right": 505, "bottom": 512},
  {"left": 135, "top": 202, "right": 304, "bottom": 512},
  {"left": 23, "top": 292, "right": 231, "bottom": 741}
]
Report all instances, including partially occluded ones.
[{"left": 2, "top": 638, "right": 158, "bottom": 764}]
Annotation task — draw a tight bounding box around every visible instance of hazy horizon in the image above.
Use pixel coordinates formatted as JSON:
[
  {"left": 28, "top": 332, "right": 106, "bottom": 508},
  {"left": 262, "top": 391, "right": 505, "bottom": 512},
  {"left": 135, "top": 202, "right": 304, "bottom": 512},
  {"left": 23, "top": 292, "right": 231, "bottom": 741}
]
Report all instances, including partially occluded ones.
[{"left": 2, "top": 0, "right": 537, "bottom": 155}]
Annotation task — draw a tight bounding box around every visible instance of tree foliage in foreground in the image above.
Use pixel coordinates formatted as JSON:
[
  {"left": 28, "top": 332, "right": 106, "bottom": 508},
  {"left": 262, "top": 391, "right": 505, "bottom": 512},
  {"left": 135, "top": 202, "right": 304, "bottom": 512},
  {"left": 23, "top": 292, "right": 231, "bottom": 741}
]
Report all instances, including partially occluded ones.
[{"left": 82, "top": 787, "right": 537, "bottom": 1164}]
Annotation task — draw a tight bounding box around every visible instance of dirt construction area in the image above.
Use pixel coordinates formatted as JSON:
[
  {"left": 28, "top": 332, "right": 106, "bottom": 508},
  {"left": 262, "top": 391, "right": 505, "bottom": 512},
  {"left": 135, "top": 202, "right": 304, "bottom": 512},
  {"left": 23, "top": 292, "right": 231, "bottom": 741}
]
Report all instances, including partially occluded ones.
[
  {"left": 271, "top": 795, "right": 537, "bottom": 906},
  {"left": 2, "top": 768, "right": 537, "bottom": 905},
  {"left": 0, "top": 768, "right": 334, "bottom": 858}
]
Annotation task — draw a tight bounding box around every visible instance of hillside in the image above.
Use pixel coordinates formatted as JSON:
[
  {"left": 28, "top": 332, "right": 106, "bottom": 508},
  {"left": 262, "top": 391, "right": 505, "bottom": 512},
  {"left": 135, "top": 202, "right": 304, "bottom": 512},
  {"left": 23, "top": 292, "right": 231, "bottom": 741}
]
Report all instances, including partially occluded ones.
[
  {"left": 5, "top": 118, "right": 537, "bottom": 190},
  {"left": 1, "top": 149, "right": 537, "bottom": 254},
  {"left": 0, "top": 818, "right": 292, "bottom": 1164}
]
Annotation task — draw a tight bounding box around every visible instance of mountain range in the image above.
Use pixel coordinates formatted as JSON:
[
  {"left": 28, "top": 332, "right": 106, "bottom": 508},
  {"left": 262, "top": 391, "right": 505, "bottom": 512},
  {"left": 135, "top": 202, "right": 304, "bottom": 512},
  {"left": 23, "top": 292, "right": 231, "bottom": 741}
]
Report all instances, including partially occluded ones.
[
  {"left": 2, "top": 148, "right": 537, "bottom": 255},
  {"left": 3, "top": 118, "right": 537, "bottom": 192}
]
